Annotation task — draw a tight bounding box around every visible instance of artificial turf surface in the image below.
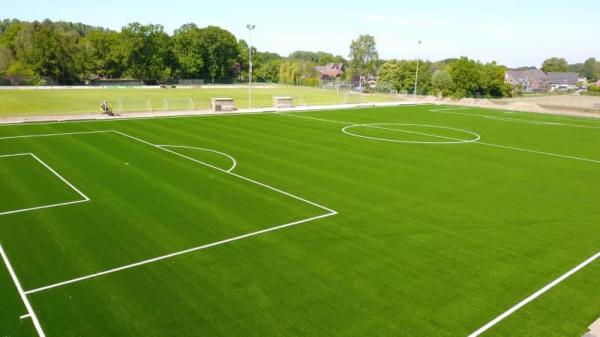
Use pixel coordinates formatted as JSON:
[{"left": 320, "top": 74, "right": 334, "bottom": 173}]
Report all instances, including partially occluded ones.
[{"left": 0, "top": 104, "right": 599, "bottom": 337}]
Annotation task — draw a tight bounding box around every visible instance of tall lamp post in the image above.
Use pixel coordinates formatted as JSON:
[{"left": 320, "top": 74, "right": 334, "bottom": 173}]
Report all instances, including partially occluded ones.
[
  {"left": 413, "top": 40, "right": 422, "bottom": 100},
  {"left": 246, "top": 24, "right": 256, "bottom": 111}
]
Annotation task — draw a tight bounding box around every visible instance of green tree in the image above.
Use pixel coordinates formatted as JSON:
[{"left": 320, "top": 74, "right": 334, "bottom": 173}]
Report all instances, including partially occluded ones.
[
  {"left": 172, "top": 23, "right": 205, "bottom": 79},
  {"left": 444, "top": 57, "right": 511, "bottom": 98},
  {"left": 431, "top": 69, "right": 453, "bottom": 96},
  {"left": 541, "top": 57, "right": 568, "bottom": 72},
  {"left": 255, "top": 59, "right": 281, "bottom": 82},
  {"left": 13, "top": 20, "right": 84, "bottom": 84},
  {"left": 289, "top": 51, "right": 345, "bottom": 65},
  {"left": 581, "top": 57, "right": 598, "bottom": 82},
  {"left": 253, "top": 51, "right": 281, "bottom": 82},
  {"left": 82, "top": 30, "right": 126, "bottom": 78},
  {"left": 121, "top": 23, "right": 173, "bottom": 84},
  {"left": 195, "top": 26, "right": 239, "bottom": 83},
  {"left": 448, "top": 57, "right": 483, "bottom": 98},
  {"left": 377, "top": 60, "right": 403, "bottom": 89},
  {"left": 278, "top": 60, "right": 317, "bottom": 85},
  {"left": 0, "top": 20, "right": 25, "bottom": 54},
  {"left": 5, "top": 61, "right": 43, "bottom": 85},
  {"left": 0, "top": 45, "right": 14, "bottom": 74},
  {"left": 348, "top": 34, "right": 378, "bottom": 78},
  {"left": 480, "top": 62, "right": 511, "bottom": 98},
  {"left": 377, "top": 59, "right": 432, "bottom": 94}
]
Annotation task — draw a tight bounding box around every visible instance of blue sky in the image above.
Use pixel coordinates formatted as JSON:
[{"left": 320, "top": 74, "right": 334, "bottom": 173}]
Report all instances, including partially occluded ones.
[{"left": 3, "top": 0, "right": 599, "bottom": 67}]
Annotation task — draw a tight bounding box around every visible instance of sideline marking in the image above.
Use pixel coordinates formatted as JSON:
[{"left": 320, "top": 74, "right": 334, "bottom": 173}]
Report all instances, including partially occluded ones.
[
  {"left": 274, "top": 111, "right": 352, "bottom": 125},
  {"left": 157, "top": 145, "right": 237, "bottom": 172},
  {"left": 342, "top": 123, "right": 480, "bottom": 144},
  {"left": 482, "top": 115, "right": 561, "bottom": 125},
  {"left": 0, "top": 153, "right": 90, "bottom": 216},
  {"left": 468, "top": 251, "right": 600, "bottom": 337},
  {"left": 430, "top": 107, "right": 600, "bottom": 130},
  {"left": 0, "top": 244, "right": 46, "bottom": 337},
  {"left": 477, "top": 141, "right": 600, "bottom": 164},
  {"left": 3, "top": 129, "right": 336, "bottom": 294},
  {"left": 0, "top": 130, "right": 111, "bottom": 140}
]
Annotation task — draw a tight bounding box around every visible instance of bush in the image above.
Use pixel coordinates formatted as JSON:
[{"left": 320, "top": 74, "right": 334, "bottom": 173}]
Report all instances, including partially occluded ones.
[
  {"left": 5, "top": 62, "right": 42, "bottom": 85},
  {"left": 301, "top": 77, "right": 320, "bottom": 87}
]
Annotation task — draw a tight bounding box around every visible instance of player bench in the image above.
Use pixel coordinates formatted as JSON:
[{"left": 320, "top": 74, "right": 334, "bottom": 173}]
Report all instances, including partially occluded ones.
[
  {"left": 211, "top": 98, "right": 235, "bottom": 112},
  {"left": 273, "top": 96, "right": 294, "bottom": 109}
]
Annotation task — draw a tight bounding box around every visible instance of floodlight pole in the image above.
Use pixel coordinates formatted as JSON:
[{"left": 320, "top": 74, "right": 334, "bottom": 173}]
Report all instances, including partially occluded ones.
[
  {"left": 413, "top": 40, "right": 422, "bottom": 100},
  {"left": 246, "top": 24, "right": 256, "bottom": 111}
]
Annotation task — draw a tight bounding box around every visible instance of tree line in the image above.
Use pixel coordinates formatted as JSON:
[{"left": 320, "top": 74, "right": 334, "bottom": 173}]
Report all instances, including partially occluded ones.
[
  {"left": 0, "top": 19, "right": 290, "bottom": 85},
  {"left": 541, "top": 57, "right": 600, "bottom": 82},
  {"left": 2, "top": 19, "right": 595, "bottom": 98},
  {"left": 344, "top": 34, "right": 511, "bottom": 98}
]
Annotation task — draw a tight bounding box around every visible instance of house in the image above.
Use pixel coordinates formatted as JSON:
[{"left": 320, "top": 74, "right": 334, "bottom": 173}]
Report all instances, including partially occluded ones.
[
  {"left": 505, "top": 69, "right": 550, "bottom": 92},
  {"left": 505, "top": 69, "right": 584, "bottom": 92},
  {"left": 316, "top": 63, "right": 344, "bottom": 80},
  {"left": 547, "top": 72, "right": 579, "bottom": 91}
]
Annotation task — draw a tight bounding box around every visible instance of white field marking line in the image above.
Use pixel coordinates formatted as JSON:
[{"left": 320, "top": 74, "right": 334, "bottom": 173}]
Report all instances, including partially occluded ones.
[
  {"left": 156, "top": 145, "right": 237, "bottom": 172},
  {"left": 476, "top": 141, "right": 600, "bottom": 164},
  {"left": 20, "top": 313, "right": 31, "bottom": 320},
  {"left": 0, "top": 199, "right": 89, "bottom": 217},
  {"left": 0, "top": 128, "right": 334, "bottom": 212},
  {"left": 28, "top": 153, "right": 90, "bottom": 201},
  {"left": 342, "top": 123, "right": 480, "bottom": 144},
  {"left": 22, "top": 130, "right": 337, "bottom": 294},
  {"left": 468, "top": 251, "right": 600, "bottom": 337},
  {"left": 0, "top": 153, "right": 90, "bottom": 216},
  {"left": 482, "top": 115, "right": 562, "bottom": 126},
  {"left": 273, "top": 111, "right": 352, "bottom": 125},
  {"left": 523, "top": 112, "right": 600, "bottom": 124},
  {"left": 281, "top": 108, "right": 600, "bottom": 163},
  {"left": 0, "top": 130, "right": 111, "bottom": 140},
  {"left": 0, "top": 244, "right": 46, "bottom": 337},
  {"left": 276, "top": 111, "right": 482, "bottom": 144},
  {"left": 278, "top": 109, "right": 600, "bottom": 335},
  {"left": 430, "top": 107, "right": 600, "bottom": 130},
  {"left": 429, "top": 107, "right": 473, "bottom": 112},
  {"left": 25, "top": 211, "right": 336, "bottom": 295},
  {"left": 0, "top": 152, "right": 31, "bottom": 158},
  {"left": 112, "top": 130, "right": 336, "bottom": 213}
]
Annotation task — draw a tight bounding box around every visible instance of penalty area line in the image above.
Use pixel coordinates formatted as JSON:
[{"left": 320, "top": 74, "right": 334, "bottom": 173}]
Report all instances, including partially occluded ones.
[
  {"left": 468, "top": 251, "right": 600, "bottom": 337},
  {"left": 24, "top": 211, "right": 337, "bottom": 295},
  {"left": 0, "top": 153, "right": 90, "bottom": 217},
  {"left": 14, "top": 129, "right": 337, "bottom": 294},
  {"left": 156, "top": 145, "right": 237, "bottom": 173},
  {"left": 0, "top": 244, "right": 46, "bottom": 337}
]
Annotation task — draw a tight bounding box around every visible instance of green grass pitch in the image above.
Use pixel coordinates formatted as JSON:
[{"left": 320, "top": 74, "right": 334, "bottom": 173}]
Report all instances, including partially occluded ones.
[
  {"left": 0, "top": 104, "right": 599, "bottom": 336},
  {"left": 0, "top": 86, "right": 401, "bottom": 117}
]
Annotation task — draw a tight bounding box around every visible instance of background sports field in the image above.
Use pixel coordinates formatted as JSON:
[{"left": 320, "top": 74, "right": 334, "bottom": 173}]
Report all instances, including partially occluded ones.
[
  {"left": 0, "top": 86, "right": 403, "bottom": 117},
  {"left": 1, "top": 104, "right": 599, "bottom": 336}
]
